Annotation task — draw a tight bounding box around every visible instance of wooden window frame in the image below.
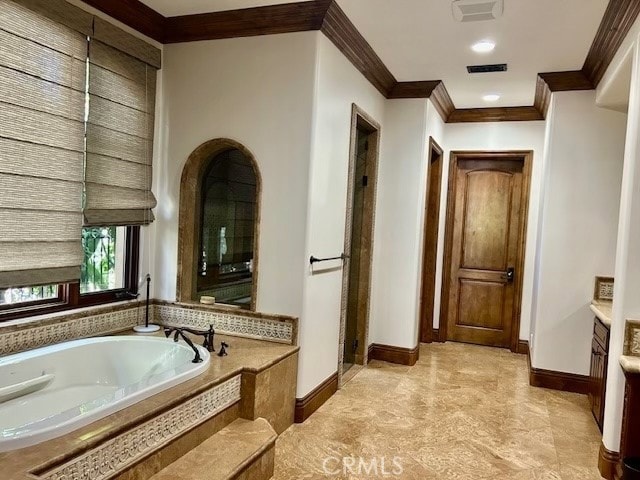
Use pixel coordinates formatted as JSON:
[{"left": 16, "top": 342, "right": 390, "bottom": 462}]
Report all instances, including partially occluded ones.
[{"left": 0, "top": 226, "right": 140, "bottom": 322}]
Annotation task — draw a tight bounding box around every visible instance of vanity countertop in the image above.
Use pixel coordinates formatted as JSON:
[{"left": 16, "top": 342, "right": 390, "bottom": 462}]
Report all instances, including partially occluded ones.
[
  {"left": 591, "top": 300, "right": 612, "bottom": 328},
  {"left": 620, "top": 355, "right": 640, "bottom": 374}
]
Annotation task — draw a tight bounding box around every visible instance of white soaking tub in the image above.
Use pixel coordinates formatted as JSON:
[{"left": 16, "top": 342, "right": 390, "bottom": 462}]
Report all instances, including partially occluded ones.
[{"left": 0, "top": 336, "right": 210, "bottom": 452}]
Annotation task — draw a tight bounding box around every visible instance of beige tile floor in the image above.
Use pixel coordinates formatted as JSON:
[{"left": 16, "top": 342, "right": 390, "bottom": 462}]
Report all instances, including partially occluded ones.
[{"left": 274, "top": 343, "right": 603, "bottom": 480}]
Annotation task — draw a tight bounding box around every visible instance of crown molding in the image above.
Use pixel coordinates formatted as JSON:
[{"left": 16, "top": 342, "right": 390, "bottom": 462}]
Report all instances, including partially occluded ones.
[
  {"left": 533, "top": 75, "right": 553, "bottom": 118},
  {"left": 388, "top": 81, "right": 441, "bottom": 99},
  {"left": 320, "top": 0, "right": 396, "bottom": 97},
  {"left": 79, "top": 0, "right": 637, "bottom": 122},
  {"left": 539, "top": 70, "right": 594, "bottom": 91},
  {"left": 431, "top": 82, "right": 456, "bottom": 121},
  {"left": 534, "top": 70, "right": 594, "bottom": 118},
  {"left": 583, "top": 0, "right": 640, "bottom": 87},
  {"left": 164, "top": 0, "right": 331, "bottom": 44},
  {"left": 80, "top": 0, "right": 165, "bottom": 42},
  {"left": 447, "top": 107, "right": 544, "bottom": 123}
]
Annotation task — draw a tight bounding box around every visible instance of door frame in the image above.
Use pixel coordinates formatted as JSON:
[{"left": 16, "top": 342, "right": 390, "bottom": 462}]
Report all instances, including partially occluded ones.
[
  {"left": 419, "top": 137, "right": 444, "bottom": 343},
  {"left": 438, "top": 150, "right": 533, "bottom": 353},
  {"left": 337, "top": 104, "right": 381, "bottom": 386}
]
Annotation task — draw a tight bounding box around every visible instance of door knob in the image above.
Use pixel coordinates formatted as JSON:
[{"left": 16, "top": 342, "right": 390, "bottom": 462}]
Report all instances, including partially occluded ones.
[{"left": 505, "top": 267, "right": 515, "bottom": 283}]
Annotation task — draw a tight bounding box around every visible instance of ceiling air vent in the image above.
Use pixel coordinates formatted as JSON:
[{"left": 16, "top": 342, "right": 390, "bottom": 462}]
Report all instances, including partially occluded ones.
[
  {"left": 452, "top": 0, "right": 504, "bottom": 22},
  {"left": 467, "top": 63, "right": 508, "bottom": 74}
]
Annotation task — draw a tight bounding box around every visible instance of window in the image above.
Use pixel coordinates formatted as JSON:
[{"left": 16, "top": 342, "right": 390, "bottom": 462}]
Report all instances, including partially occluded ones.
[
  {"left": 0, "top": 1, "right": 157, "bottom": 321},
  {"left": 81, "top": 226, "right": 127, "bottom": 294},
  {"left": 2, "top": 285, "right": 61, "bottom": 306},
  {"left": 0, "top": 226, "right": 139, "bottom": 321}
]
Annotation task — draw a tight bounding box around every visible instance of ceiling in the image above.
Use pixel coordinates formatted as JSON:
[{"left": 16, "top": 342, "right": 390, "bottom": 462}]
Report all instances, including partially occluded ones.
[
  {"left": 139, "top": 0, "right": 314, "bottom": 17},
  {"left": 139, "top": 0, "right": 608, "bottom": 109},
  {"left": 338, "top": 0, "right": 608, "bottom": 108}
]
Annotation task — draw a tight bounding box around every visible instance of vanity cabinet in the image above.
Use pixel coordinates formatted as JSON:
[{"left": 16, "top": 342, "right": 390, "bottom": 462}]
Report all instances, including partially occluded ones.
[{"left": 589, "top": 317, "right": 610, "bottom": 432}]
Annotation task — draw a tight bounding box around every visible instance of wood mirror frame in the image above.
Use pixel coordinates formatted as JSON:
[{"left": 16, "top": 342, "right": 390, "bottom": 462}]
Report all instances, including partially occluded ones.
[{"left": 176, "top": 138, "right": 261, "bottom": 310}]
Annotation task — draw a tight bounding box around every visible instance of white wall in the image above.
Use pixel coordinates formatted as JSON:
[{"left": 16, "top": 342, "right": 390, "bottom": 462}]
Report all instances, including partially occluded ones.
[
  {"left": 531, "top": 90, "right": 626, "bottom": 375},
  {"left": 155, "top": 32, "right": 318, "bottom": 320},
  {"left": 439, "top": 121, "right": 547, "bottom": 342},
  {"left": 528, "top": 99, "right": 557, "bottom": 353},
  {"left": 297, "top": 34, "right": 386, "bottom": 396},
  {"left": 368, "top": 99, "right": 430, "bottom": 349}
]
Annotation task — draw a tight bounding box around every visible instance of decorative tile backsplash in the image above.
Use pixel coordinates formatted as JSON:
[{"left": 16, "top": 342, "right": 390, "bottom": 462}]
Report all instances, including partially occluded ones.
[
  {"left": 153, "top": 303, "right": 295, "bottom": 345},
  {"left": 633, "top": 331, "right": 640, "bottom": 355},
  {"left": 0, "top": 301, "right": 297, "bottom": 357},
  {"left": 624, "top": 319, "right": 640, "bottom": 357},
  {"left": 0, "top": 304, "right": 142, "bottom": 356},
  {"left": 595, "top": 276, "right": 615, "bottom": 301}
]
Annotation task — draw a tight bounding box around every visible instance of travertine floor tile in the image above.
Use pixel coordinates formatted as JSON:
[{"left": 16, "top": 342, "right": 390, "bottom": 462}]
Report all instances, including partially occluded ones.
[{"left": 274, "top": 343, "right": 602, "bottom": 479}]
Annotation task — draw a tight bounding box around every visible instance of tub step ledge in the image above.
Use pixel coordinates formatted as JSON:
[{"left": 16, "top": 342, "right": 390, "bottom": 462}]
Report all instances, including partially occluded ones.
[{"left": 149, "top": 417, "right": 276, "bottom": 480}]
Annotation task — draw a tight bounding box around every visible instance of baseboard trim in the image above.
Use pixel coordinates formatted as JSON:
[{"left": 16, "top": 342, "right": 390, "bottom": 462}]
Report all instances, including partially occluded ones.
[
  {"left": 598, "top": 441, "right": 620, "bottom": 480},
  {"left": 368, "top": 343, "right": 420, "bottom": 366},
  {"left": 294, "top": 372, "right": 338, "bottom": 424},
  {"left": 527, "top": 351, "right": 590, "bottom": 394},
  {"left": 517, "top": 340, "right": 529, "bottom": 355}
]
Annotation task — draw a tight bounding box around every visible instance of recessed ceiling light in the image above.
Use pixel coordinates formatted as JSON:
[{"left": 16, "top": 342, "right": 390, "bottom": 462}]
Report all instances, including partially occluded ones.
[
  {"left": 483, "top": 94, "right": 501, "bottom": 102},
  {"left": 472, "top": 40, "right": 496, "bottom": 53}
]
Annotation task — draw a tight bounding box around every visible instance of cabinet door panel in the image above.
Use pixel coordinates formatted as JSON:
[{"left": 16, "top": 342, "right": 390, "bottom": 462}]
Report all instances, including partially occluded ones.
[{"left": 590, "top": 338, "right": 604, "bottom": 430}]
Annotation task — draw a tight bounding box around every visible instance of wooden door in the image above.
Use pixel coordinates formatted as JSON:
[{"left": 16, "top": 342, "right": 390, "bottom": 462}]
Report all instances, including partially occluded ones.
[{"left": 441, "top": 153, "right": 531, "bottom": 349}]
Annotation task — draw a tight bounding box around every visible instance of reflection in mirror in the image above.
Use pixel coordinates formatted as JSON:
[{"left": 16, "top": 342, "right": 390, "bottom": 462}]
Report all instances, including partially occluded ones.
[{"left": 197, "top": 149, "right": 257, "bottom": 308}]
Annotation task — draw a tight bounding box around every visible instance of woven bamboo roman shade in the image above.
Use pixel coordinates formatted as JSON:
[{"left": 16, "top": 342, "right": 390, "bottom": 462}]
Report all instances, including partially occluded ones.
[
  {"left": 84, "top": 18, "right": 160, "bottom": 226},
  {"left": 0, "top": 0, "right": 90, "bottom": 288}
]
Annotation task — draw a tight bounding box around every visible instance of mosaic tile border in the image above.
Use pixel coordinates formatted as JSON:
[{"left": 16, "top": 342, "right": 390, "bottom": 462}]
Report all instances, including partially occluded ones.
[
  {"left": 34, "top": 375, "right": 242, "bottom": 480},
  {"left": 0, "top": 300, "right": 296, "bottom": 357},
  {"left": 624, "top": 319, "right": 640, "bottom": 357},
  {"left": 153, "top": 304, "right": 294, "bottom": 345},
  {"left": 0, "top": 305, "right": 143, "bottom": 356}
]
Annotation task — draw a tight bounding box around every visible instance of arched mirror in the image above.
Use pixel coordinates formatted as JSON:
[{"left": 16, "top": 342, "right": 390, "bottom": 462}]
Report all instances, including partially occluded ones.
[
  {"left": 197, "top": 150, "right": 258, "bottom": 307},
  {"left": 177, "top": 139, "right": 260, "bottom": 310}
]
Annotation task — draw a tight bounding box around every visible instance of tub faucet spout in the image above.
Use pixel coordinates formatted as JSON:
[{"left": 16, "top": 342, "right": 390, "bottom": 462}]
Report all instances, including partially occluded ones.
[{"left": 164, "top": 327, "right": 203, "bottom": 363}]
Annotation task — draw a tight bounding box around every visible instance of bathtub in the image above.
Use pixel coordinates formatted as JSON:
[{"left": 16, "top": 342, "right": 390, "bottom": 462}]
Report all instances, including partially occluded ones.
[{"left": 0, "top": 336, "right": 210, "bottom": 452}]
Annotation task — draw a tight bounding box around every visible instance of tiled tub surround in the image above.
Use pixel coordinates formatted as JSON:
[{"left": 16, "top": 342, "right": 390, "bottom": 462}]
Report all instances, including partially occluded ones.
[
  {"left": 0, "top": 301, "right": 299, "bottom": 480},
  {"left": 0, "top": 336, "right": 211, "bottom": 452},
  {"left": 0, "top": 300, "right": 297, "bottom": 357},
  {"left": 0, "top": 332, "right": 299, "bottom": 480}
]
